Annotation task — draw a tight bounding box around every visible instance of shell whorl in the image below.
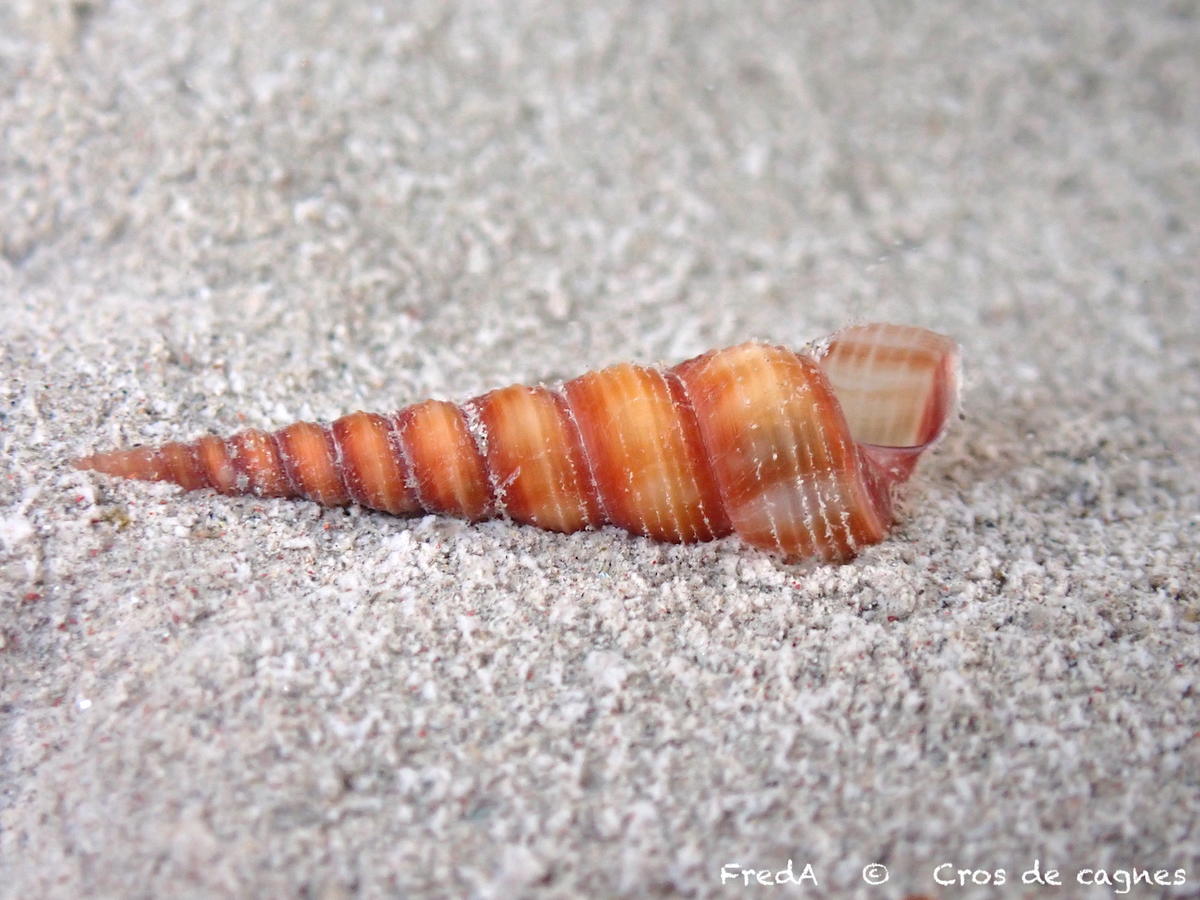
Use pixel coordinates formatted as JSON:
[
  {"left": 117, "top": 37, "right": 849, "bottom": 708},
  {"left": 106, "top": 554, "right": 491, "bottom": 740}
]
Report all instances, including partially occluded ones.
[{"left": 73, "top": 323, "right": 959, "bottom": 563}]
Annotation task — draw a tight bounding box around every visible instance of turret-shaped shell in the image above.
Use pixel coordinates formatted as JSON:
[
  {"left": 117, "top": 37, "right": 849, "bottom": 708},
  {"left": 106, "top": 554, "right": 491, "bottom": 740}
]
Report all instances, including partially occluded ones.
[{"left": 73, "top": 323, "right": 959, "bottom": 563}]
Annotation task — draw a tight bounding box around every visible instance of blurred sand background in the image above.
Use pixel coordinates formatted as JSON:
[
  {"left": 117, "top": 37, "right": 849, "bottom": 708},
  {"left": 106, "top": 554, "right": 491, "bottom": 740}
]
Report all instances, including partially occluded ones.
[{"left": 1, "top": 1, "right": 1198, "bottom": 896}]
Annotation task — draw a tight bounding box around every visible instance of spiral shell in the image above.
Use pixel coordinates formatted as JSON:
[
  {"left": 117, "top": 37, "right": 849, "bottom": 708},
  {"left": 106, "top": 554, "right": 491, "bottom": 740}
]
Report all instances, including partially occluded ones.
[{"left": 73, "top": 323, "right": 959, "bottom": 563}]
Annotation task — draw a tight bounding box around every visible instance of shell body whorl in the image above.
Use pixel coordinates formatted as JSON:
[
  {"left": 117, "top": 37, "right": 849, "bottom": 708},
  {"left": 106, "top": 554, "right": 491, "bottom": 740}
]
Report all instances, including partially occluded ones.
[{"left": 74, "top": 323, "right": 959, "bottom": 563}]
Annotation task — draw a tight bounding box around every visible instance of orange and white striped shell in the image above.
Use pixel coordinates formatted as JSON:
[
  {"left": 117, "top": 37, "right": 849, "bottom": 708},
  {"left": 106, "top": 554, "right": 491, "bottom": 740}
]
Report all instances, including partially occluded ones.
[{"left": 74, "top": 323, "right": 959, "bottom": 563}]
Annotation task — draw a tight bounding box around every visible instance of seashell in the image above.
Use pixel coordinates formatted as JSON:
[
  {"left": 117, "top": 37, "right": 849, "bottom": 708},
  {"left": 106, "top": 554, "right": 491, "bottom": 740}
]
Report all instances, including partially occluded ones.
[{"left": 73, "top": 323, "right": 959, "bottom": 563}]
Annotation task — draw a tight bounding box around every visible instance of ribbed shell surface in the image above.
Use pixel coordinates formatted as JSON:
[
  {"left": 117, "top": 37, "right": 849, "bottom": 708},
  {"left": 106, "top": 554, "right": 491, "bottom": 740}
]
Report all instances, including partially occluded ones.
[{"left": 75, "top": 323, "right": 959, "bottom": 563}]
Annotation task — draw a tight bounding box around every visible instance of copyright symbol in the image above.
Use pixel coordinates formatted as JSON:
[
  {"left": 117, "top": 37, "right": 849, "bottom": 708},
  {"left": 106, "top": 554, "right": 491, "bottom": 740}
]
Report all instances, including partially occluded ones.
[{"left": 862, "top": 863, "right": 889, "bottom": 886}]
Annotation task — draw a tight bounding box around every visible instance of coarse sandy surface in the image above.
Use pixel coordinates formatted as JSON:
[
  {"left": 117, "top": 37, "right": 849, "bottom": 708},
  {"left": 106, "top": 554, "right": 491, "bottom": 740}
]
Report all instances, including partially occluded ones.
[{"left": 2, "top": 1, "right": 1198, "bottom": 897}]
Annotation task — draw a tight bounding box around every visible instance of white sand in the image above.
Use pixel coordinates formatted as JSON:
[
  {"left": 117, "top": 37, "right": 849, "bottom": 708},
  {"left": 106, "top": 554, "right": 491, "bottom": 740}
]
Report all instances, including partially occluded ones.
[{"left": 2, "top": 1, "right": 1198, "bottom": 897}]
